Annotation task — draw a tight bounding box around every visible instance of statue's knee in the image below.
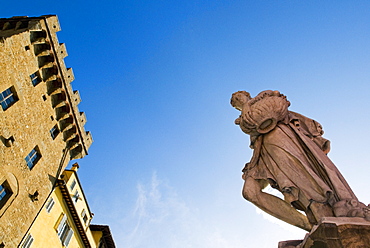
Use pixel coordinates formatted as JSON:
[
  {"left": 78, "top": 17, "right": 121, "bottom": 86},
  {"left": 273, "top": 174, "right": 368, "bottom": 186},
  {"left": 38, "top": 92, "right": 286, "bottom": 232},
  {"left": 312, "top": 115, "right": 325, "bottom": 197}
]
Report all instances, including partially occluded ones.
[
  {"left": 242, "top": 178, "right": 260, "bottom": 202},
  {"left": 242, "top": 188, "right": 253, "bottom": 201}
]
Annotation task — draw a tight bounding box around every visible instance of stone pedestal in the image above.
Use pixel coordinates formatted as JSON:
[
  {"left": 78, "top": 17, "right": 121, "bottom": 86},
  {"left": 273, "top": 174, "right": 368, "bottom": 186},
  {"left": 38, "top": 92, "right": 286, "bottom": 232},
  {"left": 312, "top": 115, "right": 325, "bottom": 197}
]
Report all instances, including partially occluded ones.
[{"left": 279, "top": 217, "right": 370, "bottom": 248}]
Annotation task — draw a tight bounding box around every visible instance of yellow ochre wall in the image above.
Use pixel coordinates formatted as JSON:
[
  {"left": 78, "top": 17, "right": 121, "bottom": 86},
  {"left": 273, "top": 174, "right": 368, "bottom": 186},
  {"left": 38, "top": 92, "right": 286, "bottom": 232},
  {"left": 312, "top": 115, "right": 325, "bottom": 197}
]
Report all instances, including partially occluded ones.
[{"left": 22, "top": 168, "right": 97, "bottom": 248}]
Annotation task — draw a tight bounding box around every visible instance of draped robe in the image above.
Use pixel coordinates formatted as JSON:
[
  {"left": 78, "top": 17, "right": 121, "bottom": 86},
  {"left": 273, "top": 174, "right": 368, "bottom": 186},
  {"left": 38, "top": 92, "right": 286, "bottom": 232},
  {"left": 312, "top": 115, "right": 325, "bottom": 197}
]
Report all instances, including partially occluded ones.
[{"left": 243, "top": 112, "right": 357, "bottom": 215}]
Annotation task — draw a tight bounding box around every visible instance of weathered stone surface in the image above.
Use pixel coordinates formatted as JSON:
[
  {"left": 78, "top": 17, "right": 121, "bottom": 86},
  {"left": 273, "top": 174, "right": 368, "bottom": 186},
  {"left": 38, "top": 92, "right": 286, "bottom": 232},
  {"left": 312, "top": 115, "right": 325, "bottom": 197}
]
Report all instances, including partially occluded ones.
[
  {"left": 0, "top": 16, "right": 92, "bottom": 247},
  {"left": 279, "top": 217, "right": 370, "bottom": 248},
  {"left": 278, "top": 240, "right": 303, "bottom": 248},
  {"left": 231, "top": 90, "right": 369, "bottom": 233}
]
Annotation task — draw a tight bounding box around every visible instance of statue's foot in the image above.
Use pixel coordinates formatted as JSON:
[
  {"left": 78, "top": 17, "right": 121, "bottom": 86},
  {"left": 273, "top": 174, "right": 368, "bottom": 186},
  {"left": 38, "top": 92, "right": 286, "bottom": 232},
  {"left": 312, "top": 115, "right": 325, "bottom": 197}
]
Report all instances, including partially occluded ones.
[
  {"left": 364, "top": 204, "right": 370, "bottom": 221},
  {"left": 333, "top": 199, "right": 366, "bottom": 218},
  {"left": 301, "top": 220, "right": 313, "bottom": 232}
]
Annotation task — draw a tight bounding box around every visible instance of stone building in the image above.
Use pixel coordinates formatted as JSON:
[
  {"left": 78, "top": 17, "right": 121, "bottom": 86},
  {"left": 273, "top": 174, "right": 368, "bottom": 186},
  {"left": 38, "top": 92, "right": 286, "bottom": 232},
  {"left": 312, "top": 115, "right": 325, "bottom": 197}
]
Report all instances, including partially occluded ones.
[
  {"left": 0, "top": 15, "right": 94, "bottom": 247},
  {"left": 19, "top": 164, "right": 115, "bottom": 248}
]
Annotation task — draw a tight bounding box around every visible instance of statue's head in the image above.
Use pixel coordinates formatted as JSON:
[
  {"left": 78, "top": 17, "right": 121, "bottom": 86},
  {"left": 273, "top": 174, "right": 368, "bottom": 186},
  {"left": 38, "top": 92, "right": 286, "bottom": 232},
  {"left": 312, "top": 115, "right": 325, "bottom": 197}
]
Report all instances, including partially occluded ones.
[
  {"left": 231, "top": 90, "right": 290, "bottom": 134},
  {"left": 230, "top": 91, "right": 251, "bottom": 111}
]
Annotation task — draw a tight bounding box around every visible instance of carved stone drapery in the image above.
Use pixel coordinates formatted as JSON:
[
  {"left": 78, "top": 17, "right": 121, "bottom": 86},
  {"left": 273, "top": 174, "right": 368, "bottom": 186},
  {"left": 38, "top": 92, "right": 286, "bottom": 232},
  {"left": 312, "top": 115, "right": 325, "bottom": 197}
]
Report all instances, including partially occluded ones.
[{"left": 231, "top": 90, "right": 369, "bottom": 232}]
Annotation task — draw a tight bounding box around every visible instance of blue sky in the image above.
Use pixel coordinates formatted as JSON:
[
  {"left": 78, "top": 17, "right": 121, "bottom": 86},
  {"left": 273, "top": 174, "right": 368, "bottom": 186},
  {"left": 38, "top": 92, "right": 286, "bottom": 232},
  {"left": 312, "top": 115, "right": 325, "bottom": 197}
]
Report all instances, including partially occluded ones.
[{"left": 3, "top": 1, "right": 370, "bottom": 247}]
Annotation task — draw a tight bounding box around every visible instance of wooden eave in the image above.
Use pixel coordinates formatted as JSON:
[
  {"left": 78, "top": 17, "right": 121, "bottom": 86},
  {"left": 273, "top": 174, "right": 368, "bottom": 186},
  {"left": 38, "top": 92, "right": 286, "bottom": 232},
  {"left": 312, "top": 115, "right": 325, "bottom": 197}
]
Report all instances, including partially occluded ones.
[
  {"left": 90, "top": 224, "right": 116, "bottom": 248},
  {"left": 57, "top": 179, "right": 92, "bottom": 248}
]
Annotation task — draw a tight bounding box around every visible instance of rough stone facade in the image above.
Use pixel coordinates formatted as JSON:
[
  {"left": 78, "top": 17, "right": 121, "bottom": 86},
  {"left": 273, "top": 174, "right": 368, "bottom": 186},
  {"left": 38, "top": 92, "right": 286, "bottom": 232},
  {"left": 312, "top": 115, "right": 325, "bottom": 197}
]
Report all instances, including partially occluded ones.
[{"left": 0, "top": 15, "right": 92, "bottom": 247}]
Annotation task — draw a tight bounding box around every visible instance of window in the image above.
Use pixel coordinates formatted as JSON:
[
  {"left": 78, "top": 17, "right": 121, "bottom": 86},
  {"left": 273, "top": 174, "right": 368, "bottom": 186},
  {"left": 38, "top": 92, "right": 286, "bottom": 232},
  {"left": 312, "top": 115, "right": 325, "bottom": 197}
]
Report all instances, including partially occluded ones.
[
  {"left": 69, "top": 179, "right": 76, "bottom": 191},
  {"left": 81, "top": 209, "right": 88, "bottom": 224},
  {"left": 30, "top": 71, "right": 42, "bottom": 86},
  {"left": 72, "top": 190, "right": 80, "bottom": 203},
  {"left": 50, "top": 125, "right": 60, "bottom": 140},
  {"left": 45, "top": 197, "right": 55, "bottom": 213},
  {"left": 22, "top": 233, "right": 34, "bottom": 248},
  {"left": 56, "top": 214, "right": 74, "bottom": 247},
  {"left": 0, "top": 181, "right": 12, "bottom": 209},
  {"left": 0, "top": 86, "right": 18, "bottom": 111},
  {"left": 25, "top": 146, "right": 41, "bottom": 169}
]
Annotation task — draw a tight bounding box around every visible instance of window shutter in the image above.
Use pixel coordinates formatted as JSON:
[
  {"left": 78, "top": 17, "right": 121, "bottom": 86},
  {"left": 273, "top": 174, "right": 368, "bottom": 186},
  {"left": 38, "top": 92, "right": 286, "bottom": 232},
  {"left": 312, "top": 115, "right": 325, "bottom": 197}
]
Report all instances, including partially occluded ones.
[
  {"left": 22, "top": 234, "right": 34, "bottom": 248},
  {"left": 56, "top": 214, "right": 67, "bottom": 235},
  {"left": 63, "top": 228, "right": 74, "bottom": 247},
  {"left": 46, "top": 198, "right": 55, "bottom": 213},
  {"left": 70, "top": 179, "right": 76, "bottom": 191}
]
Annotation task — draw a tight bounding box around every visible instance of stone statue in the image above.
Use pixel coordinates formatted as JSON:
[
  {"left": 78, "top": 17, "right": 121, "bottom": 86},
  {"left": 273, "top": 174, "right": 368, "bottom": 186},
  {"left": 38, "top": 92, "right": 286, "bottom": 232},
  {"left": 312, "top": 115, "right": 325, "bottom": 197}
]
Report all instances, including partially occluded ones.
[{"left": 231, "top": 90, "right": 369, "bottom": 231}]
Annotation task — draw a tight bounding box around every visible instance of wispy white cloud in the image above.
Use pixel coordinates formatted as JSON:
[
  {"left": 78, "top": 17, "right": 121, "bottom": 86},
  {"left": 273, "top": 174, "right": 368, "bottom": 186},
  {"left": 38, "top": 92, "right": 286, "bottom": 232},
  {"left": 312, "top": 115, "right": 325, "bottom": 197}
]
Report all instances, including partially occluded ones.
[{"left": 120, "top": 171, "right": 244, "bottom": 248}]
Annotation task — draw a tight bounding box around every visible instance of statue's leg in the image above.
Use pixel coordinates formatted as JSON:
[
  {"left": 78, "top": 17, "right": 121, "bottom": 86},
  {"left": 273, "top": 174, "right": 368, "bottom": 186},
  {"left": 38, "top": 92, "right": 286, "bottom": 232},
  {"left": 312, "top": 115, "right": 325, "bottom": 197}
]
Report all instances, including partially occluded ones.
[
  {"left": 242, "top": 177, "right": 312, "bottom": 231},
  {"left": 308, "top": 201, "right": 334, "bottom": 223},
  {"left": 287, "top": 190, "right": 334, "bottom": 225}
]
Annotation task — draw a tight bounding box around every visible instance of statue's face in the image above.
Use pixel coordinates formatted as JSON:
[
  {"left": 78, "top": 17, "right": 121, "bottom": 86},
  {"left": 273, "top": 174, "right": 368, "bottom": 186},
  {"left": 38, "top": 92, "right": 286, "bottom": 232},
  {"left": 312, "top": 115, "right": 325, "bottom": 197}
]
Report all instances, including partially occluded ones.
[{"left": 231, "top": 92, "right": 249, "bottom": 111}]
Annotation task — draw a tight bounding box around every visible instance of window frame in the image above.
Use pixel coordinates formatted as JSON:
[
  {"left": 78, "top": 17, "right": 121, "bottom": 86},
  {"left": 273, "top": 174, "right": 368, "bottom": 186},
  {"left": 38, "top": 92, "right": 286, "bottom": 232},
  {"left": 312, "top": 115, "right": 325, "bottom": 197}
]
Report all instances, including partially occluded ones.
[
  {"left": 81, "top": 209, "right": 88, "bottom": 224},
  {"left": 25, "top": 146, "right": 42, "bottom": 170},
  {"left": 45, "top": 197, "right": 55, "bottom": 213},
  {"left": 69, "top": 179, "right": 76, "bottom": 191},
  {"left": 50, "top": 125, "right": 60, "bottom": 140},
  {"left": 72, "top": 190, "right": 80, "bottom": 203},
  {"left": 21, "top": 233, "right": 34, "bottom": 248},
  {"left": 0, "top": 86, "right": 18, "bottom": 111},
  {"left": 0, "top": 173, "right": 18, "bottom": 217},
  {"left": 0, "top": 181, "right": 13, "bottom": 209},
  {"left": 30, "top": 71, "right": 42, "bottom": 86},
  {"left": 56, "top": 214, "right": 74, "bottom": 247}
]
